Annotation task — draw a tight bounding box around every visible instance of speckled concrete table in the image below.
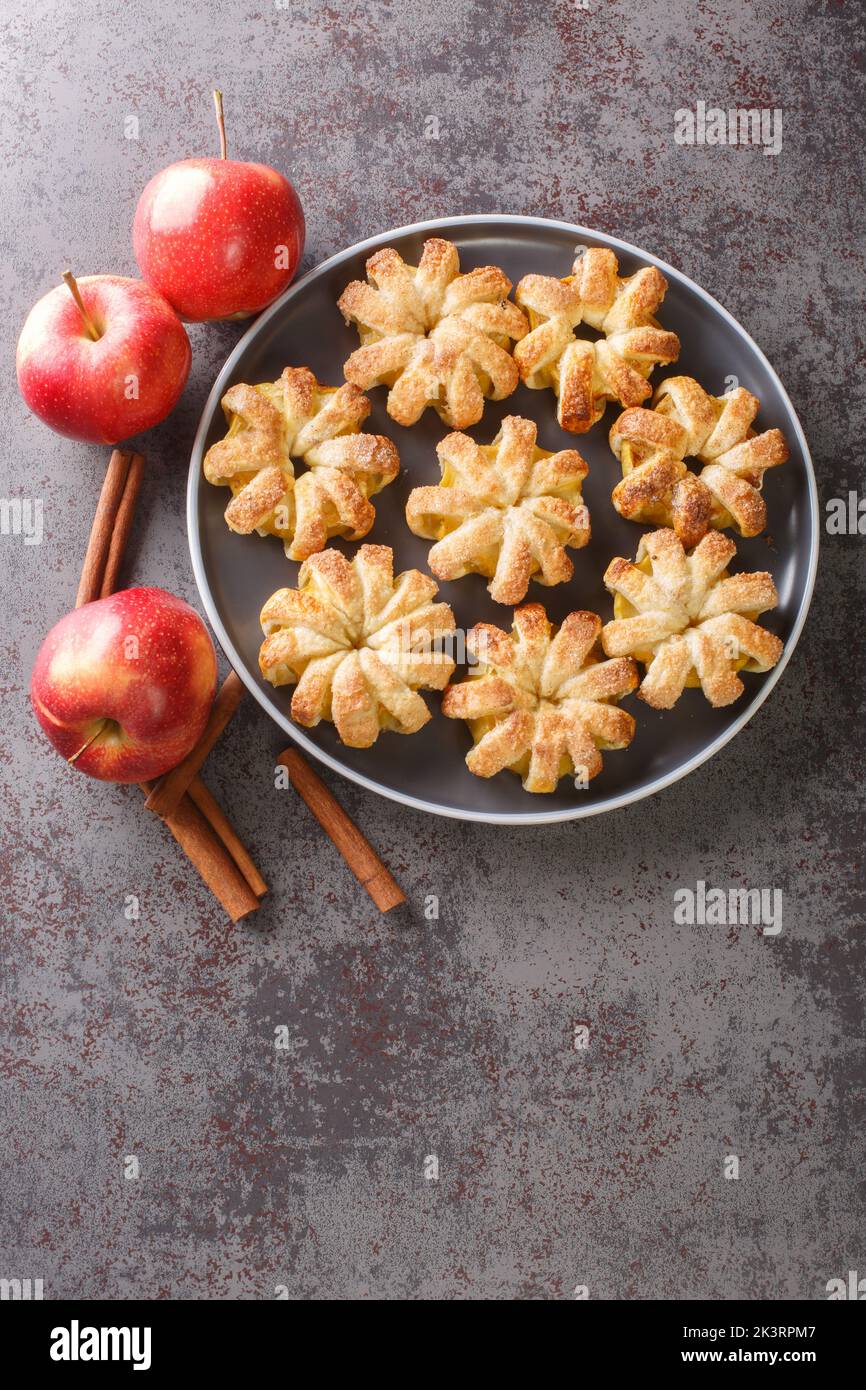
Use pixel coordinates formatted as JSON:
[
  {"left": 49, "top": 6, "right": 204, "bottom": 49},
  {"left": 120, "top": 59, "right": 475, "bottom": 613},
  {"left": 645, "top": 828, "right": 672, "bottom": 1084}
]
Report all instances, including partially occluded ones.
[{"left": 1, "top": 0, "right": 863, "bottom": 1301}]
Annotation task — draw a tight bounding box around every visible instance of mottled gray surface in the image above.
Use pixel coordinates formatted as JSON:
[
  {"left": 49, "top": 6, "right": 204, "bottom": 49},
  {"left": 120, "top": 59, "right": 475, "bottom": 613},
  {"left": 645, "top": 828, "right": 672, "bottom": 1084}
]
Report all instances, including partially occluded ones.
[{"left": 0, "top": 0, "right": 863, "bottom": 1301}]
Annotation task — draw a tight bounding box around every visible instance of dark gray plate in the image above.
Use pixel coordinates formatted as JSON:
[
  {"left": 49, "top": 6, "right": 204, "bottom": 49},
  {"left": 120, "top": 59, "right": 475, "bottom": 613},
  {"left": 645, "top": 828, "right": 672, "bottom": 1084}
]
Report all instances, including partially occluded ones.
[{"left": 187, "top": 215, "right": 818, "bottom": 825}]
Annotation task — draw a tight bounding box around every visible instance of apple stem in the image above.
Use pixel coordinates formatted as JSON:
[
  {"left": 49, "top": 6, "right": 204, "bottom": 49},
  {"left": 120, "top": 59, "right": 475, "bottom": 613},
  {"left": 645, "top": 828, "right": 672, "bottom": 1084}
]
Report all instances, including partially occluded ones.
[
  {"left": 213, "top": 89, "right": 227, "bottom": 159},
  {"left": 68, "top": 718, "right": 110, "bottom": 766},
  {"left": 62, "top": 270, "right": 100, "bottom": 341}
]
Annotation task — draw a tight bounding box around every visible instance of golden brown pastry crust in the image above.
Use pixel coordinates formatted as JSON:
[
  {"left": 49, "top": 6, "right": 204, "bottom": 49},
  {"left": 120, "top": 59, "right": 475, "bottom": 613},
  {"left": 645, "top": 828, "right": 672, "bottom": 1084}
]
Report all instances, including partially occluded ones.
[
  {"left": 405, "top": 414, "right": 590, "bottom": 605},
  {"left": 203, "top": 366, "right": 400, "bottom": 561},
  {"left": 337, "top": 237, "right": 529, "bottom": 429},
  {"left": 601, "top": 528, "right": 783, "bottom": 709},
  {"left": 442, "top": 604, "right": 638, "bottom": 793},
  {"left": 514, "top": 248, "right": 680, "bottom": 433},
  {"left": 610, "top": 376, "right": 789, "bottom": 547},
  {"left": 259, "top": 544, "right": 456, "bottom": 747}
]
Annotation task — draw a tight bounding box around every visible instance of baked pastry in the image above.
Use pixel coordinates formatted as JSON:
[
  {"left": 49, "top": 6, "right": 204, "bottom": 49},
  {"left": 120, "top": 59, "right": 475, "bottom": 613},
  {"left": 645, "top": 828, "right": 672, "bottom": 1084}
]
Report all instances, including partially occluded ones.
[
  {"left": 203, "top": 366, "right": 399, "bottom": 561},
  {"left": 259, "top": 544, "right": 456, "bottom": 747},
  {"left": 405, "top": 415, "right": 590, "bottom": 605},
  {"left": 514, "top": 248, "right": 680, "bottom": 432},
  {"left": 337, "top": 237, "right": 529, "bottom": 429},
  {"left": 441, "top": 604, "right": 638, "bottom": 793},
  {"left": 609, "top": 376, "right": 789, "bottom": 548},
  {"left": 601, "top": 528, "right": 783, "bottom": 709}
]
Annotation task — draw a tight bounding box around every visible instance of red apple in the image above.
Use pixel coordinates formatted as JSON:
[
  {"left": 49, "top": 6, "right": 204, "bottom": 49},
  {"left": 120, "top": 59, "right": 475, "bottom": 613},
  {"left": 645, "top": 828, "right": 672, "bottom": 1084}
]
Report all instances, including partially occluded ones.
[
  {"left": 31, "top": 587, "right": 218, "bottom": 784},
  {"left": 16, "top": 272, "right": 191, "bottom": 444},
  {"left": 133, "top": 90, "right": 305, "bottom": 321}
]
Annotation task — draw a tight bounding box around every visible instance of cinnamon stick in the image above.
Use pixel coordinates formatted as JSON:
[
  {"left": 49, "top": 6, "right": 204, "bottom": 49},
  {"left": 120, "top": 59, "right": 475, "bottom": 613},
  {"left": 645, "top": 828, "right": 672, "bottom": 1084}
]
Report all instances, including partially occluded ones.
[
  {"left": 144, "top": 671, "right": 245, "bottom": 818},
  {"left": 186, "top": 776, "right": 267, "bottom": 898},
  {"left": 77, "top": 449, "right": 265, "bottom": 921},
  {"left": 277, "top": 748, "right": 406, "bottom": 912},
  {"left": 100, "top": 452, "right": 144, "bottom": 598},
  {"left": 77, "top": 450, "right": 133, "bottom": 606},
  {"left": 140, "top": 780, "right": 260, "bottom": 922}
]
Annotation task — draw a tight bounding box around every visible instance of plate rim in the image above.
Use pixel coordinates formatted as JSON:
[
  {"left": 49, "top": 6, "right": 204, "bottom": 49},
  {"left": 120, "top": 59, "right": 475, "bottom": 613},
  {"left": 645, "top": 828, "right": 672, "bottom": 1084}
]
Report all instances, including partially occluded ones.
[{"left": 187, "top": 213, "right": 820, "bottom": 826}]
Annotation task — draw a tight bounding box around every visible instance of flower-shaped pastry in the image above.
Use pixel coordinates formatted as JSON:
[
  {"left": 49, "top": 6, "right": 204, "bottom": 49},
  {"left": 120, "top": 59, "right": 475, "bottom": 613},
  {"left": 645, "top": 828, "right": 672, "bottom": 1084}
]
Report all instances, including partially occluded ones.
[
  {"left": 405, "top": 415, "right": 591, "bottom": 605},
  {"left": 203, "top": 366, "right": 399, "bottom": 561},
  {"left": 514, "top": 248, "right": 680, "bottom": 433},
  {"left": 609, "top": 376, "right": 789, "bottom": 548},
  {"left": 601, "top": 528, "right": 783, "bottom": 709},
  {"left": 337, "top": 237, "right": 529, "bottom": 429},
  {"left": 259, "top": 545, "right": 456, "bottom": 747},
  {"left": 442, "top": 604, "right": 638, "bottom": 793}
]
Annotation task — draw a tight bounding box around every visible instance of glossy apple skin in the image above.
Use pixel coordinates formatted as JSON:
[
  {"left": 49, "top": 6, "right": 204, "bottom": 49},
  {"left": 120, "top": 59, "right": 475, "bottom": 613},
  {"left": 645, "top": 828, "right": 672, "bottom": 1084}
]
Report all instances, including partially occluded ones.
[
  {"left": 16, "top": 276, "right": 191, "bottom": 445},
  {"left": 31, "top": 587, "right": 218, "bottom": 784},
  {"left": 133, "top": 157, "right": 305, "bottom": 321}
]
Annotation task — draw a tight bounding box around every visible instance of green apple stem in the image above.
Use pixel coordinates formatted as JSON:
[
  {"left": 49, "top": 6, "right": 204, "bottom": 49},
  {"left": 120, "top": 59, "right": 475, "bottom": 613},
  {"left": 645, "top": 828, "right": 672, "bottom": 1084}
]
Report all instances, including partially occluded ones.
[
  {"left": 67, "top": 718, "right": 110, "bottom": 766},
  {"left": 62, "top": 270, "right": 100, "bottom": 341},
  {"left": 213, "top": 89, "right": 227, "bottom": 159}
]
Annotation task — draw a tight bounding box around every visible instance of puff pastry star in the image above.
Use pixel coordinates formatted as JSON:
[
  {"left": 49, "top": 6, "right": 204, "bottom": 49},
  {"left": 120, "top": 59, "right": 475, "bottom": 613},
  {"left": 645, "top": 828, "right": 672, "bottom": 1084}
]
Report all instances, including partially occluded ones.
[
  {"left": 514, "top": 247, "right": 680, "bottom": 433},
  {"left": 442, "top": 604, "right": 638, "bottom": 793},
  {"left": 610, "top": 376, "right": 789, "bottom": 548},
  {"left": 259, "top": 545, "right": 456, "bottom": 747},
  {"left": 405, "top": 414, "right": 590, "bottom": 605},
  {"left": 203, "top": 366, "right": 399, "bottom": 561},
  {"left": 337, "top": 237, "right": 529, "bottom": 429},
  {"left": 601, "top": 528, "right": 783, "bottom": 709}
]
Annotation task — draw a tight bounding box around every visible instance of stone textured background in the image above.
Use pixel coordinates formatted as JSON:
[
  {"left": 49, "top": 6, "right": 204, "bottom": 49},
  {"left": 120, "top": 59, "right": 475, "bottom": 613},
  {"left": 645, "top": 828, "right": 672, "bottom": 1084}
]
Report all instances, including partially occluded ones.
[{"left": 1, "top": 0, "right": 863, "bottom": 1300}]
